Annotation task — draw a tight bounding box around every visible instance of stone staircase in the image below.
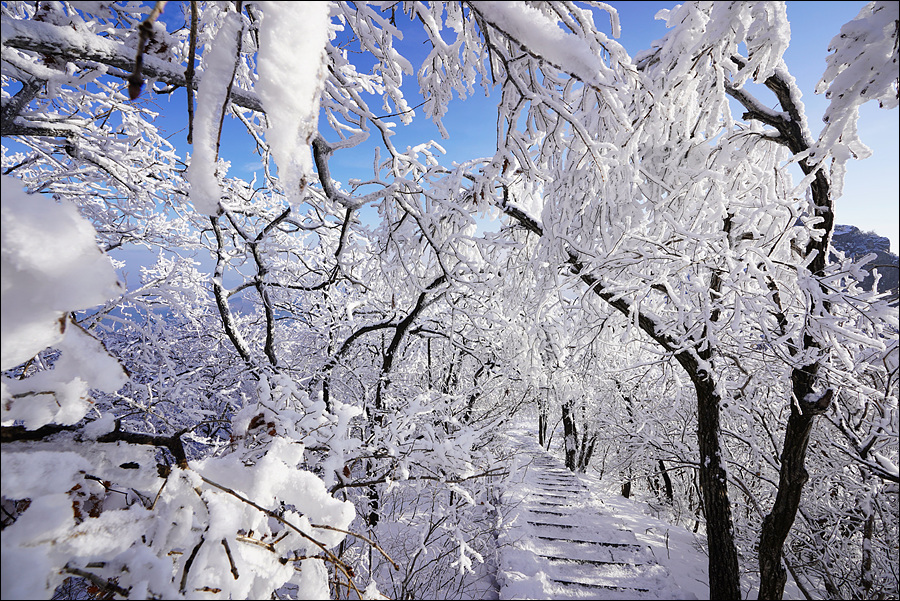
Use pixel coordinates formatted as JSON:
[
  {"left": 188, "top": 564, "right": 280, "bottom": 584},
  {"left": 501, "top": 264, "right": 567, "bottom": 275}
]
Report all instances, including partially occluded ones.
[{"left": 496, "top": 431, "right": 687, "bottom": 600}]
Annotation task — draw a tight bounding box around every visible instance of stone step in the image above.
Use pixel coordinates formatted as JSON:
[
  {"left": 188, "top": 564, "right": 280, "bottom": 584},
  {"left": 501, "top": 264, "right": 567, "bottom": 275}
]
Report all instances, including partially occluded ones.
[
  {"left": 536, "top": 481, "right": 581, "bottom": 488},
  {"left": 536, "top": 476, "right": 581, "bottom": 483},
  {"left": 535, "top": 535, "right": 644, "bottom": 550},
  {"left": 539, "top": 554, "right": 642, "bottom": 567},
  {"left": 528, "top": 520, "right": 576, "bottom": 529},
  {"left": 550, "top": 578, "right": 650, "bottom": 594},
  {"left": 533, "top": 493, "right": 573, "bottom": 500},
  {"left": 529, "top": 509, "right": 569, "bottom": 517},
  {"left": 531, "top": 538, "right": 652, "bottom": 566}
]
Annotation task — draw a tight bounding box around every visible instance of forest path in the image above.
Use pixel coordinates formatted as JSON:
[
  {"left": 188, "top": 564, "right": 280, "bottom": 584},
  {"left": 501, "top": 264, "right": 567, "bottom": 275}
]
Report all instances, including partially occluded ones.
[{"left": 495, "top": 428, "right": 699, "bottom": 600}]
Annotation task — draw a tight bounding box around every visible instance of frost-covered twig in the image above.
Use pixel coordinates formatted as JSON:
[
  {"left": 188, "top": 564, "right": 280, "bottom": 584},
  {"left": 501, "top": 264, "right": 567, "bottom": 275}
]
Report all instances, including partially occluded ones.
[
  {"left": 197, "top": 474, "right": 364, "bottom": 598},
  {"left": 63, "top": 564, "right": 131, "bottom": 599},
  {"left": 127, "top": 1, "right": 168, "bottom": 100}
]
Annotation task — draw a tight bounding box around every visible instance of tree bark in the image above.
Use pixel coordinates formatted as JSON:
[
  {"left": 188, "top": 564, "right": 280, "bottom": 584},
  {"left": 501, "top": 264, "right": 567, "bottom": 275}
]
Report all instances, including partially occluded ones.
[
  {"left": 375, "top": 275, "right": 446, "bottom": 411},
  {"left": 757, "top": 388, "right": 832, "bottom": 600},
  {"left": 538, "top": 406, "right": 549, "bottom": 450},
  {"left": 659, "top": 459, "right": 675, "bottom": 504},
  {"left": 726, "top": 61, "right": 840, "bottom": 601},
  {"left": 692, "top": 369, "right": 743, "bottom": 601},
  {"left": 561, "top": 400, "right": 578, "bottom": 471},
  {"left": 576, "top": 430, "right": 597, "bottom": 473}
]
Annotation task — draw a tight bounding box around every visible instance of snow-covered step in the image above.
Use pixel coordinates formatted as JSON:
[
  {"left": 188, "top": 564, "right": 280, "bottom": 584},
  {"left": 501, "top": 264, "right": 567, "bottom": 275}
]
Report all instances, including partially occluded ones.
[
  {"left": 550, "top": 578, "right": 649, "bottom": 592},
  {"left": 534, "top": 535, "right": 645, "bottom": 550},
  {"left": 547, "top": 578, "right": 653, "bottom": 599},
  {"left": 527, "top": 520, "right": 578, "bottom": 529},
  {"left": 535, "top": 473, "right": 581, "bottom": 481},
  {"left": 529, "top": 509, "right": 568, "bottom": 517},
  {"left": 526, "top": 516, "right": 633, "bottom": 535},
  {"left": 548, "top": 561, "right": 671, "bottom": 593},
  {"left": 535, "top": 483, "right": 582, "bottom": 490},
  {"left": 498, "top": 427, "right": 701, "bottom": 600},
  {"left": 539, "top": 554, "right": 642, "bottom": 567},
  {"left": 535, "top": 482, "right": 583, "bottom": 490},
  {"left": 530, "top": 538, "right": 652, "bottom": 564},
  {"left": 531, "top": 492, "right": 575, "bottom": 501}
]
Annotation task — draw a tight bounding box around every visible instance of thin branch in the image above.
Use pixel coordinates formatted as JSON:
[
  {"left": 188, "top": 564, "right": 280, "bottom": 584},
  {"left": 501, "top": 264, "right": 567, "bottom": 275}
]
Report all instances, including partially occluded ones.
[
  {"left": 179, "top": 536, "right": 205, "bottom": 594},
  {"left": 197, "top": 474, "right": 364, "bottom": 598},
  {"left": 1, "top": 423, "right": 189, "bottom": 469},
  {"left": 329, "top": 467, "right": 508, "bottom": 494},
  {"left": 310, "top": 523, "right": 400, "bottom": 571},
  {"left": 221, "top": 538, "right": 240, "bottom": 580},
  {"left": 63, "top": 564, "right": 131, "bottom": 599},
  {"left": 210, "top": 215, "right": 256, "bottom": 369},
  {"left": 128, "top": 1, "right": 169, "bottom": 100},
  {"left": 2, "top": 18, "right": 263, "bottom": 112},
  {"left": 186, "top": 0, "right": 198, "bottom": 143}
]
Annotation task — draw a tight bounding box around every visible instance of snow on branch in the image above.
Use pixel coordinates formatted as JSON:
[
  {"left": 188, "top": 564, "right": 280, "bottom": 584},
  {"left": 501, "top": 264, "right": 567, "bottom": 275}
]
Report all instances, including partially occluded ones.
[
  {"left": 256, "top": 2, "right": 331, "bottom": 207},
  {"left": 1, "top": 176, "right": 126, "bottom": 429},
  {"left": 471, "top": 1, "right": 622, "bottom": 90},
  {"left": 811, "top": 0, "right": 899, "bottom": 197}
]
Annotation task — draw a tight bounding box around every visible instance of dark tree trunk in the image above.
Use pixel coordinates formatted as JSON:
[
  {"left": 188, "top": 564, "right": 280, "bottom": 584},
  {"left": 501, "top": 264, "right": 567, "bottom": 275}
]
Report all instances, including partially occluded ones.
[
  {"left": 538, "top": 389, "right": 551, "bottom": 450},
  {"left": 659, "top": 459, "right": 674, "bottom": 504},
  {"left": 576, "top": 431, "right": 597, "bottom": 472},
  {"left": 757, "top": 387, "right": 832, "bottom": 600},
  {"left": 365, "top": 458, "right": 380, "bottom": 527},
  {"left": 561, "top": 400, "right": 578, "bottom": 471},
  {"left": 726, "top": 63, "right": 838, "bottom": 601},
  {"left": 692, "top": 366, "right": 742, "bottom": 601},
  {"left": 861, "top": 509, "right": 875, "bottom": 596},
  {"left": 462, "top": 362, "right": 483, "bottom": 425},
  {"left": 538, "top": 409, "right": 549, "bottom": 449}
]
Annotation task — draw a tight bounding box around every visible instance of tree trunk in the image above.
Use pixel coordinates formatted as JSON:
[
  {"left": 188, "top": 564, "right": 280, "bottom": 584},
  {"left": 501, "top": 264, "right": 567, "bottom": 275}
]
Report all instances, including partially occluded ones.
[
  {"left": 576, "top": 431, "right": 597, "bottom": 472},
  {"left": 659, "top": 459, "right": 675, "bottom": 504},
  {"left": 538, "top": 409, "right": 549, "bottom": 449},
  {"left": 538, "top": 389, "right": 550, "bottom": 450},
  {"left": 561, "top": 400, "right": 578, "bottom": 471},
  {"left": 693, "top": 369, "right": 742, "bottom": 601},
  {"left": 861, "top": 506, "right": 875, "bottom": 596},
  {"left": 757, "top": 386, "right": 832, "bottom": 600},
  {"left": 724, "top": 61, "right": 843, "bottom": 601}
]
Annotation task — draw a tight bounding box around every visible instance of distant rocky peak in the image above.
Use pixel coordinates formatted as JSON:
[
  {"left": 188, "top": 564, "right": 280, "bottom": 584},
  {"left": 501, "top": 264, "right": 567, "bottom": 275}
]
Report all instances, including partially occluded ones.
[
  {"left": 832, "top": 224, "right": 892, "bottom": 256},
  {"left": 831, "top": 224, "right": 899, "bottom": 303}
]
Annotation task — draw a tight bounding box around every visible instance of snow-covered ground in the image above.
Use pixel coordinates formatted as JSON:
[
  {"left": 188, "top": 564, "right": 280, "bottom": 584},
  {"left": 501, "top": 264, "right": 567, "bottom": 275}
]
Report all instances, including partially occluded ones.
[{"left": 494, "top": 427, "right": 709, "bottom": 600}]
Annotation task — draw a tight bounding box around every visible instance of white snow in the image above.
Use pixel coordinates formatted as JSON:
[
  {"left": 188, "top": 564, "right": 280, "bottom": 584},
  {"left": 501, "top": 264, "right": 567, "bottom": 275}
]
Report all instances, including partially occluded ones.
[
  {"left": 474, "top": 2, "right": 617, "bottom": 89},
  {"left": 256, "top": 2, "right": 332, "bottom": 206},
  {"left": 496, "top": 427, "right": 710, "bottom": 600},
  {"left": 187, "top": 10, "right": 244, "bottom": 215},
  {"left": 872, "top": 451, "right": 899, "bottom": 479},
  {"left": 811, "top": 0, "right": 900, "bottom": 197},
  {"left": 1, "top": 176, "right": 121, "bottom": 370},
  {"left": 0, "top": 450, "right": 92, "bottom": 498},
  {"left": 1, "top": 176, "right": 127, "bottom": 429},
  {"left": 1, "top": 3, "right": 896, "bottom": 600}
]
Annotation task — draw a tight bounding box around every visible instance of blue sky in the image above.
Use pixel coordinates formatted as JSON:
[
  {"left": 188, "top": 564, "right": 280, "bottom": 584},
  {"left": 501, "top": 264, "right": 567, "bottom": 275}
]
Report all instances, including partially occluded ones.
[
  {"left": 778, "top": 1, "right": 899, "bottom": 252},
  {"left": 10, "top": 2, "right": 898, "bottom": 252},
  {"left": 380, "top": 1, "right": 896, "bottom": 251},
  {"left": 212, "top": 1, "right": 898, "bottom": 251}
]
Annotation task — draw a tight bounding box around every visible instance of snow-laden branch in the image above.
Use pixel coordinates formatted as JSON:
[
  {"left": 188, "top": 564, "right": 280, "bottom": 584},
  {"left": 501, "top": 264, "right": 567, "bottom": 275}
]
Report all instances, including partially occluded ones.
[
  {"left": 470, "top": 1, "right": 622, "bottom": 91},
  {"left": 0, "top": 15, "right": 264, "bottom": 112}
]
